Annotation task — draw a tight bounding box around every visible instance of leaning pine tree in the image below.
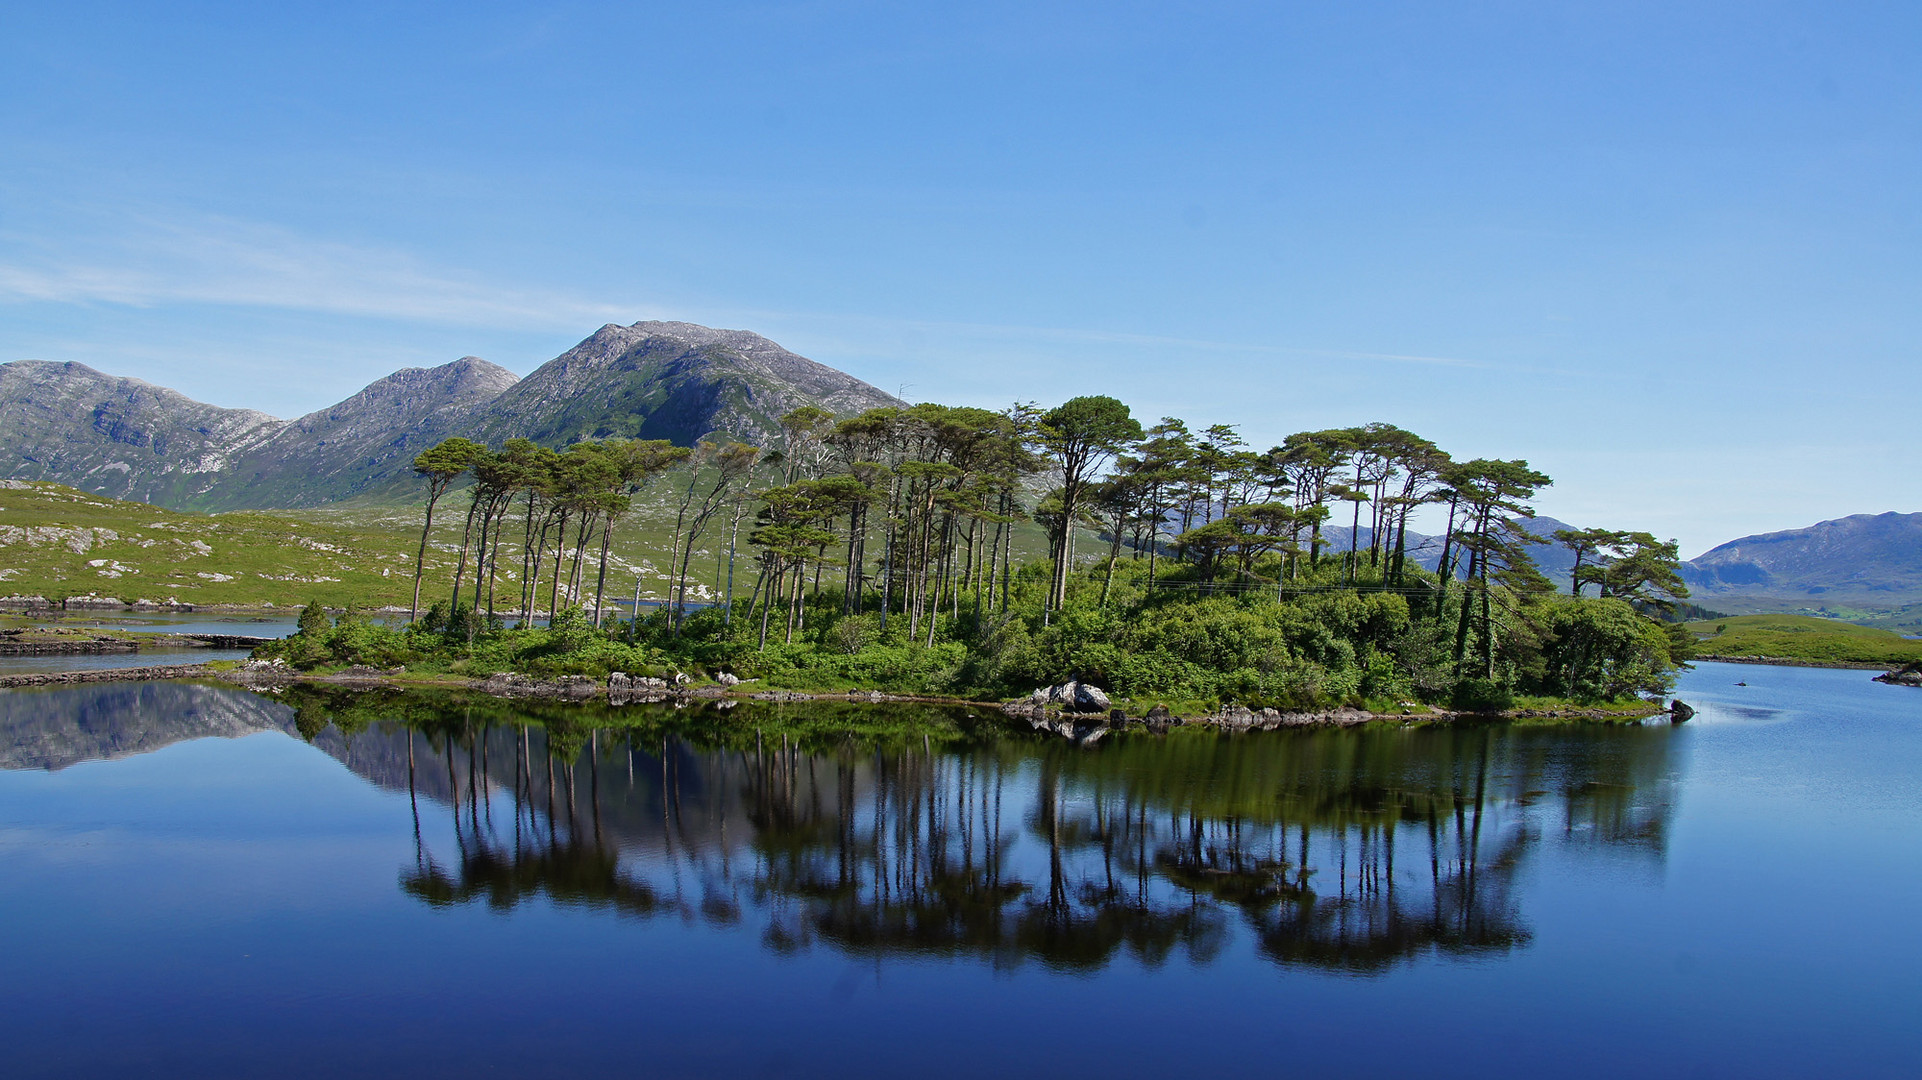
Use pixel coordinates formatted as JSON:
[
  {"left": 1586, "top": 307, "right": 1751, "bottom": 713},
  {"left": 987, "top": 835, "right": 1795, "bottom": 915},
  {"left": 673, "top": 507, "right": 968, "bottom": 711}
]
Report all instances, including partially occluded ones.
[{"left": 409, "top": 437, "right": 483, "bottom": 624}]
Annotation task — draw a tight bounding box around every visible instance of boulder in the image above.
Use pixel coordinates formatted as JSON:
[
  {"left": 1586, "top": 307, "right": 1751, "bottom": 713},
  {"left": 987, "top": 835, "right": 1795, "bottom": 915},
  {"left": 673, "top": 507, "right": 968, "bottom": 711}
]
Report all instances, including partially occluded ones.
[
  {"left": 1669, "top": 699, "right": 1695, "bottom": 722},
  {"left": 1874, "top": 663, "right": 1922, "bottom": 688},
  {"left": 1030, "top": 680, "right": 1113, "bottom": 713}
]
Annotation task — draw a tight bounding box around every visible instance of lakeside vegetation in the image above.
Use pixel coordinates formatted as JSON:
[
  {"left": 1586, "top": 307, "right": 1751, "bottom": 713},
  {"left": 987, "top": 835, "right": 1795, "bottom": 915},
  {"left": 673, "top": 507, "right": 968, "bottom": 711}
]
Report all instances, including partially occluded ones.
[
  {"left": 255, "top": 399, "right": 1698, "bottom": 711},
  {"left": 1688, "top": 613, "right": 1922, "bottom": 666}
]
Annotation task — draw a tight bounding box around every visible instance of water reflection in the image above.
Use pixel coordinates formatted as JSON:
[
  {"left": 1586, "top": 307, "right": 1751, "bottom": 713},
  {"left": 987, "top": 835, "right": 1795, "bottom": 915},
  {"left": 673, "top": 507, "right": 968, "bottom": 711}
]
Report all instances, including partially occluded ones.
[
  {"left": 0, "top": 683, "right": 1679, "bottom": 974},
  {"left": 285, "top": 690, "right": 1677, "bottom": 974}
]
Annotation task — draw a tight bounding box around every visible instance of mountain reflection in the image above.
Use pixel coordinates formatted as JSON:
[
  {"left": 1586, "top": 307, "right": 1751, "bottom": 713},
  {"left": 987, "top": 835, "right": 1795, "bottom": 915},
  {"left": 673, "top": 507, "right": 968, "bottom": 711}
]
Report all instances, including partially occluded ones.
[{"left": 306, "top": 693, "right": 1677, "bottom": 975}]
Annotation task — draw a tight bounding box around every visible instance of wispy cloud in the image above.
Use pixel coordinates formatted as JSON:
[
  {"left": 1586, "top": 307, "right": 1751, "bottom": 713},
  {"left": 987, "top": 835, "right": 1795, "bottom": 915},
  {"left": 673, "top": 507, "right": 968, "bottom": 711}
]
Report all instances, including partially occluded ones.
[
  {"left": 0, "top": 207, "right": 1489, "bottom": 374},
  {"left": 0, "top": 212, "right": 644, "bottom": 330}
]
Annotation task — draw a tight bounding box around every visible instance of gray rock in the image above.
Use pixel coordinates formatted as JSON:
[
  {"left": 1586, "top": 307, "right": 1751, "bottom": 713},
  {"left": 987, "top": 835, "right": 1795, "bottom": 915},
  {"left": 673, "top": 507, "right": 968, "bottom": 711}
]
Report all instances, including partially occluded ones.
[
  {"left": 1874, "top": 663, "right": 1922, "bottom": 688},
  {"left": 1031, "top": 680, "right": 1113, "bottom": 713}
]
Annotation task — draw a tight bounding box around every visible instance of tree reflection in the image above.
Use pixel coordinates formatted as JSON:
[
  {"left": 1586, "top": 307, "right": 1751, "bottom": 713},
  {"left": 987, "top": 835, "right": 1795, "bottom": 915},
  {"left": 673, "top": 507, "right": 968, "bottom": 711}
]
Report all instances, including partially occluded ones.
[{"left": 292, "top": 694, "right": 1677, "bottom": 975}]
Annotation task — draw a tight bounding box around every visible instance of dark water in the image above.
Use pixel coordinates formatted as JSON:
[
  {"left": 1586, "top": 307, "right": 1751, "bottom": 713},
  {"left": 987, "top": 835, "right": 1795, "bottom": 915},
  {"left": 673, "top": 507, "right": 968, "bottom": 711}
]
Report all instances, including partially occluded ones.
[{"left": 0, "top": 663, "right": 1916, "bottom": 1078}]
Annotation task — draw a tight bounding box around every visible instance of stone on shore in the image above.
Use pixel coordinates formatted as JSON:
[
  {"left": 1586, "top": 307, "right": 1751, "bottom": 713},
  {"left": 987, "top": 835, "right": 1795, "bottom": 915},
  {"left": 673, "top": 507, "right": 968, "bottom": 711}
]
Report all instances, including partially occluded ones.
[{"left": 1874, "top": 662, "right": 1922, "bottom": 688}]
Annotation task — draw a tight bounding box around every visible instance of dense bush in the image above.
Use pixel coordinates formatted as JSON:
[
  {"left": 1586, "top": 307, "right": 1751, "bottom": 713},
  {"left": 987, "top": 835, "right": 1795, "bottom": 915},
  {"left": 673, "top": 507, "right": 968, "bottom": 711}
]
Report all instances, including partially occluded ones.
[{"left": 262, "top": 553, "right": 1685, "bottom": 711}]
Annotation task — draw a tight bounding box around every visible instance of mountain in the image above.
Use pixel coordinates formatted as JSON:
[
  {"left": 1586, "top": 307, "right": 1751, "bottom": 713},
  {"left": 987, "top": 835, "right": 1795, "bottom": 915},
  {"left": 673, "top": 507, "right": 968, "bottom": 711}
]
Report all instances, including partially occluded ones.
[
  {"left": 223, "top": 356, "right": 519, "bottom": 508},
  {"left": 462, "top": 322, "right": 902, "bottom": 451},
  {"left": 1682, "top": 512, "right": 1922, "bottom": 605},
  {"left": 1309, "top": 515, "right": 1579, "bottom": 582},
  {"left": 2, "top": 322, "right": 902, "bottom": 512},
  {"left": 0, "top": 359, "right": 282, "bottom": 508}
]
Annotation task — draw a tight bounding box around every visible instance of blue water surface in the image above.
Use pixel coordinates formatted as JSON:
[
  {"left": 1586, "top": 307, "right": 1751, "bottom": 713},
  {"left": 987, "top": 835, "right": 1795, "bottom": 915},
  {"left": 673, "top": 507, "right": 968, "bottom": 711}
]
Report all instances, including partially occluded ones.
[{"left": 0, "top": 662, "right": 1916, "bottom": 1079}]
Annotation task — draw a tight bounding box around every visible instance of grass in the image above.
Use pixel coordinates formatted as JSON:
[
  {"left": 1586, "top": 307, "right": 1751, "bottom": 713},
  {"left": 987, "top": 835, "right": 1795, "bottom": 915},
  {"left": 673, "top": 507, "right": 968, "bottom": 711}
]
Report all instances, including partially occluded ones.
[
  {"left": 0, "top": 481, "right": 426, "bottom": 608},
  {"left": 3, "top": 473, "right": 1092, "bottom": 613},
  {"left": 1686, "top": 613, "right": 1922, "bottom": 666}
]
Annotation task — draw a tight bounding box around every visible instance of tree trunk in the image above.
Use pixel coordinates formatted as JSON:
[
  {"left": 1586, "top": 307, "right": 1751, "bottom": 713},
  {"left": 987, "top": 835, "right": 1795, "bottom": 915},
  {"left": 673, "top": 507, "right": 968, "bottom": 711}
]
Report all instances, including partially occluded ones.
[
  {"left": 449, "top": 497, "right": 480, "bottom": 613},
  {"left": 548, "top": 509, "right": 568, "bottom": 618},
  {"left": 592, "top": 516, "right": 615, "bottom": 627},
  {"left": 411, "top": 483, "right": 444, "bottom": 623}
]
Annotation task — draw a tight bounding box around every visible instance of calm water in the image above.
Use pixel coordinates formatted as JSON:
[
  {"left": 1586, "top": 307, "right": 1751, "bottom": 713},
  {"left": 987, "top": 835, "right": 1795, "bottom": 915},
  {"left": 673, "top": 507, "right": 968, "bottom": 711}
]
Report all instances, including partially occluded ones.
[
  {"left": 0, "top": 663, "right": 1916, "bottom": 1078},
  {"left": 0, "top": 609, "right": 276, "bottom": 676},
  {"left": 3, "top": 610, "right": 302, "bottom": 636},
  {"left": 0, "top": 647, "right": 253, "bottom": 676}
]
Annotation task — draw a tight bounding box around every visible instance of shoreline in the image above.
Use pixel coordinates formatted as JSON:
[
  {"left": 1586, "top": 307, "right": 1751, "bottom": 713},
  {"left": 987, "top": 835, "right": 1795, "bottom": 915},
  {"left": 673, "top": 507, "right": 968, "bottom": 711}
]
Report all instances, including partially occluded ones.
[
  {"left": 1691, "top": 654, "right": 1899, "bottom": 671},
  {"left": 0, "top": 662, "right": 1675, "bottom": 732},
  {"left": 0, "top": 631, "right": 277, "bottom": 656}
]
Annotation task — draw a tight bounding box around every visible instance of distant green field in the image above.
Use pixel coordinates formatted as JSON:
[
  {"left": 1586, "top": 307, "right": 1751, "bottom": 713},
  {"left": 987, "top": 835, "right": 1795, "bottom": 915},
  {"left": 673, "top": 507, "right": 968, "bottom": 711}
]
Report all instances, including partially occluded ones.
[{"left": 1687, "top": 613, "right": 1922, "bottom": 666}]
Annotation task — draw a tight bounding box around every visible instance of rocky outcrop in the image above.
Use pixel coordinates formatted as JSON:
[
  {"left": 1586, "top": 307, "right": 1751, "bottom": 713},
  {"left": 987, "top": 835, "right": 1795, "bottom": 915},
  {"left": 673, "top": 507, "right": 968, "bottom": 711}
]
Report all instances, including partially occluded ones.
[
  {"left": 1026, "top": 681, "right": 1113, "bottom": 713},
  {"left": 1875, "top": 663, "right": 1922, "bottom": 688},
  {"left": 0, "top": 663, "right": 216, "bottom": 689},
  {"left": 607, "top": 671, "right": 673, "bottom": 704},
  {"left": 1202, "top": 705, "right": 1377, "bottom": 732},
  {"left": 472, "top": 673, "right": 603, "bottom": 700}
]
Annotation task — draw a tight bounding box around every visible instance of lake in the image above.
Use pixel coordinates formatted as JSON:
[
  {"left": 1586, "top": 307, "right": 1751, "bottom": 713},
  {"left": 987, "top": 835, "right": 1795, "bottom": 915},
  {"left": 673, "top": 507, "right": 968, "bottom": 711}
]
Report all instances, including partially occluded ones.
[{"left": 0, "top": 662, "right": 1916, "bottom": 1078}]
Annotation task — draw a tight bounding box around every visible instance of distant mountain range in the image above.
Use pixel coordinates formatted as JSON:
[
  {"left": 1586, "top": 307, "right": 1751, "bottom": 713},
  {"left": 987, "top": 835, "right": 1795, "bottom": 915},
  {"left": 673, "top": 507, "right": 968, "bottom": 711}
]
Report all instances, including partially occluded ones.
[
  {"left": 4, "top": 321, "right": 1918, "bottom": 617},
  {"left": 1681, "top": 512, "right": 1922, "bottom": 609},
  {"left": 0, "top": 321, "right": 902, "bottom": 511},
  {"left": 1311, "top": 511, "right": 1922, "bottom": 616}
]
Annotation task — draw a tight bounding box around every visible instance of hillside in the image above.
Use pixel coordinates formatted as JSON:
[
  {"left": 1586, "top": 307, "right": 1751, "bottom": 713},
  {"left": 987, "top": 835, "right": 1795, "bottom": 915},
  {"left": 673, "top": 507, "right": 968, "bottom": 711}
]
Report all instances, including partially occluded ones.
[
  {"left": 223, "top": 356, "right": 521, "bottom": 509},
  {"left": 1676, "top": 512, "right": 1922, "bottom": 630},
  {"left": 1684, "top": 512, "right": 1922, "bottom": 601},
  {"left": 1687, "top": 613, "right": 1922, "bottom": 667},
  {"left": 462, "top": 321, "right": 903, "bottom": 451},
  {"left": 1, "top": 322, "right": 901, "bottom": 513},
  {"left": 0, "top": 474, "right": 1071, "bottom": 614},
  {"left": 0, "top": 479, "right": 424, "bottom": 608},
  {"left": 0, "top": 359, "right": 282, "bottom": 508}
]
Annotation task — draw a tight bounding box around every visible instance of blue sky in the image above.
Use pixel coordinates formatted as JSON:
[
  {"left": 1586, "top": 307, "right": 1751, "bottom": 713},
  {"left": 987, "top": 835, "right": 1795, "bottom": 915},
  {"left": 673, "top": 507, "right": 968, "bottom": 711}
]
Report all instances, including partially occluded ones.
[{"left": 3, "top": 1, "right": 1917, "bottom": 555}]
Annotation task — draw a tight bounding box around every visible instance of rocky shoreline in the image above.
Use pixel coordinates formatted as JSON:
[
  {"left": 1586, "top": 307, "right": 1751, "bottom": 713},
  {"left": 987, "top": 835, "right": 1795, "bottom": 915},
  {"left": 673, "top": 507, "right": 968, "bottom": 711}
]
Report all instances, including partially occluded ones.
[
  {"left": 1874, "top": 663, "right": 1922, "bottom": 688},
  {"left": 0, "top": 664, "right": 221, "bottom": 689},
  {"left": 0, "top": 628, "right": 275, "bottom": 656},
  {"left": 2, "top": 662, "right": 1682, "bottom": 735},
  {"left": 998, "top": 680, "right": 1673, "bottom": 745}
]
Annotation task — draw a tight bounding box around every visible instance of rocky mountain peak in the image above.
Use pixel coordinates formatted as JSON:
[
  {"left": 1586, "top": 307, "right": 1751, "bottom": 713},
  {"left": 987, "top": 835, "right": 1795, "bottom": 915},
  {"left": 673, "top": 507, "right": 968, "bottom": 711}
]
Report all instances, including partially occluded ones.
[{"left": 5, "top": 322, "right": 904, "bottom": 511}]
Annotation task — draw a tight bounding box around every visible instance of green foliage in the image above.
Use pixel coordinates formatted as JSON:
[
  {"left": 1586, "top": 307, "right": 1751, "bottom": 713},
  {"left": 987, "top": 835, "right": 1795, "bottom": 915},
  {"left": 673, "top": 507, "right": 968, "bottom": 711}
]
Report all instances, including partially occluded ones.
[
  {"left": 210, "top": 403, "right": 1691, "bottom": 712},
  {"left": 1450, "top": 678, "right": 1514, "bottom": 713},
  {"left": 297, "top": 599, "right": 330, "bottom": 637},
  {"left": 1532, "top": 597, "right": 1678, "bottom": 701}
]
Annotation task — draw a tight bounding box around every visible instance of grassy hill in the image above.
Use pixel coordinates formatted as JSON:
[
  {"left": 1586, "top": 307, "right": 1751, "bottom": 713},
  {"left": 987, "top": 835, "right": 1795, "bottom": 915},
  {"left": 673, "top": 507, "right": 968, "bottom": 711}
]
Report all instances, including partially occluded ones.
[
  {"left": 1, "top": 477, "right": 1077, "bottom": 613},
  {"left": 0, "top": 480, "right": 424, "bottom": 608},
  {"left": 1687, "top": 613, "right": 1922, "bottom": 667}
]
